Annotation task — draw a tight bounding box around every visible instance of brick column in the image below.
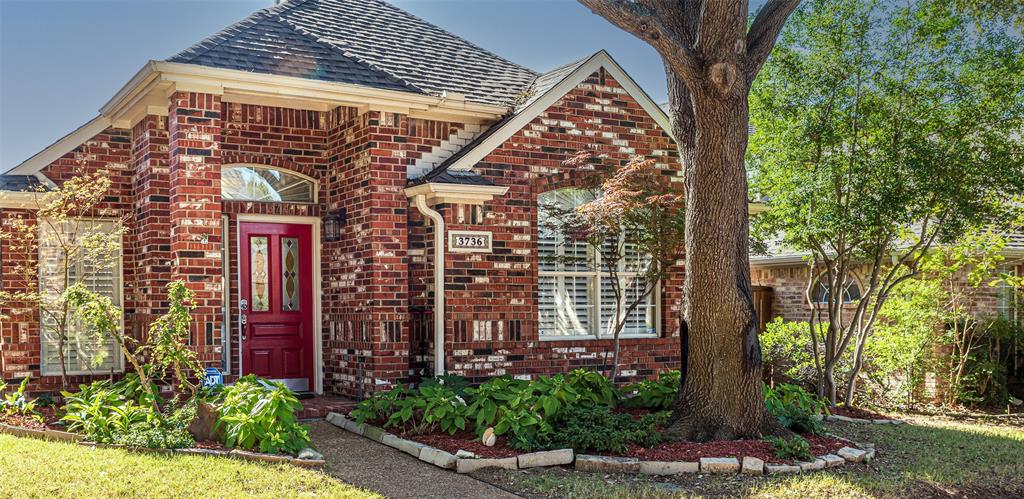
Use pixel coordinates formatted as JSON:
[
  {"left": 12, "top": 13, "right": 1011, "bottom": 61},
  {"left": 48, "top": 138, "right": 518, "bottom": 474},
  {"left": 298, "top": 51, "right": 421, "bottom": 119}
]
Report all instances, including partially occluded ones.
[
  {"left": 130, "top": 115, "right": 171, "bottom": 332},
  {"left": 167, "top": 91, "right": 223, "bottom": 367}
]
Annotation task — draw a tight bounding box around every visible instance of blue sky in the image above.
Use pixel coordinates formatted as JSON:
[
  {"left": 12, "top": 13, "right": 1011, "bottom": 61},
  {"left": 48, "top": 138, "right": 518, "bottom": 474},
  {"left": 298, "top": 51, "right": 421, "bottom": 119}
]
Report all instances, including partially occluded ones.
[{"left": 0, "top": 0, "right": 669, "bottom": 171}]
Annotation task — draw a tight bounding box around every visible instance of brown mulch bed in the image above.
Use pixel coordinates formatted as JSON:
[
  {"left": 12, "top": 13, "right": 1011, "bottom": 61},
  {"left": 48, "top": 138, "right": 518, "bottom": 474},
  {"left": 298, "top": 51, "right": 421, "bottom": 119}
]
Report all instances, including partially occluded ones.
[
  {"left": 0, "top": 406, "right": 64, "bottom": 431},
  {"left": 408, "top": 431, "right": 520, "bottom": 459},
  {"left": 831, "top": 405, "right": 890, "bottom": 420},
  {"left": 193, "top": 439, "right": 229, "bottom": 451},
  {"left": 399, "top": 426, "right": 847, "bottom": 464},
  {"left": 604, "top": 433, "right": 847, "bottom": 464}
]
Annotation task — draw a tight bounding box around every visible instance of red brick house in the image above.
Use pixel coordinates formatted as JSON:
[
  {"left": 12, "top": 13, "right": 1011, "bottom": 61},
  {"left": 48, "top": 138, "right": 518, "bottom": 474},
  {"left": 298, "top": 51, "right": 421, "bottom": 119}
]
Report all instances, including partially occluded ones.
[
  {"left": 749, "top": 239, "right": 1024, "bottom": 325},
  {"left": 0, "top": 0, "right": 684, "bottom": 398}
]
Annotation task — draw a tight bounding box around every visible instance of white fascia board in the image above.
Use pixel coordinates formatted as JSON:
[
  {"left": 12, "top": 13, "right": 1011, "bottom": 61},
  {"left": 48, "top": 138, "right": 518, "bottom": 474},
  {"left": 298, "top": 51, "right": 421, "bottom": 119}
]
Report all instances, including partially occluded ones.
[
  {"left": 445, "top": 50, "right": 676, "bottom": 172},
  {"left": 0, "top": 191, "right": 42, "bottom": 209},
  {"left": 4, "top": 116, "right": 112, "bottom": 176}
]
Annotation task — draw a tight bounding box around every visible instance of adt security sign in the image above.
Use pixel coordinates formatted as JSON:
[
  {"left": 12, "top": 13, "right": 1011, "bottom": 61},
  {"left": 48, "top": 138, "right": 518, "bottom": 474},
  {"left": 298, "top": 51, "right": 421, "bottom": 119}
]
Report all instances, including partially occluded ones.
[{"left": 203, "top": 367, "right": 224, "bottom": 388}]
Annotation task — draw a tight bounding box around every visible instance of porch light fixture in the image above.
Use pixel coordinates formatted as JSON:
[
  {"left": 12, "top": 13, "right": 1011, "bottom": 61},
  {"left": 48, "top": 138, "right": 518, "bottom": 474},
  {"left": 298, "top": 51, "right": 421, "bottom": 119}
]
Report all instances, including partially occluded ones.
[{"left": 323, "top": 208, "right": 345, "bottom": 242}]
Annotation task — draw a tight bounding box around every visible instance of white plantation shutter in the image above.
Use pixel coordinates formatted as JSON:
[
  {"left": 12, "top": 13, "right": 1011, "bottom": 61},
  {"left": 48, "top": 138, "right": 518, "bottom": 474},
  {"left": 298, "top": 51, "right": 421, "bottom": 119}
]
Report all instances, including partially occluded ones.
[
  {"left": 538, "top": 189, "right": 658, "bottom": 339},
  {"left": 39, "top": 220, "right": 123, "bottom": 375}
]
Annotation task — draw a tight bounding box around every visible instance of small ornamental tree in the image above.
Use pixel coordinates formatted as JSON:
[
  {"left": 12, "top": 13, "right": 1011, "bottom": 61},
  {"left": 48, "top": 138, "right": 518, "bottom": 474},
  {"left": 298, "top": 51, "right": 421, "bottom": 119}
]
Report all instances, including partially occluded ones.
[
  {"left": 0, "top": 170, "right": 125, "bottom": 389},
  {"left": 749, "top": 0, "right": 1024, "bottom": 405},
  {"left": 541, "top": 153, "right": 685, "bottom": 380}
]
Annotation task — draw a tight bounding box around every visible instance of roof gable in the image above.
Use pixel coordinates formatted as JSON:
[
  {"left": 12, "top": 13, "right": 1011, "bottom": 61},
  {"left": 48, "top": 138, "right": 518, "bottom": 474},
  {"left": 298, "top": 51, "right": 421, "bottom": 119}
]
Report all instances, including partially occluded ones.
[
  {"left": 415, "top": 50, "right": 674, "bottom": 182},
  {"left": 167, "top": 0, "right": 538, "bottom": 107}
]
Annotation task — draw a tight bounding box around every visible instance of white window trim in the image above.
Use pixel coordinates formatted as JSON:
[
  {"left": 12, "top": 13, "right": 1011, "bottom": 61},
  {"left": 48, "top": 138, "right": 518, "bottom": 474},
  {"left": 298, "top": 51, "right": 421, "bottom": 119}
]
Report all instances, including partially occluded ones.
[
  {"left": 537, "top": 193, "right": 660, "bottom": 341},
  {"left": 810, "top": 272, "right": 863, "bottom": 306},
  {"left": 39, "top": 218, "right": 126, "bottom": 376}
]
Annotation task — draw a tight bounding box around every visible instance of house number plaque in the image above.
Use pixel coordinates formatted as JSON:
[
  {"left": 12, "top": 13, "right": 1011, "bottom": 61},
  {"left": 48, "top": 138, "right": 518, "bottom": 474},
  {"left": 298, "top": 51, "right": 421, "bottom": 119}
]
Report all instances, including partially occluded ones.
[{"left": 449, "top": 230, "right": 493, "bottom": 253}]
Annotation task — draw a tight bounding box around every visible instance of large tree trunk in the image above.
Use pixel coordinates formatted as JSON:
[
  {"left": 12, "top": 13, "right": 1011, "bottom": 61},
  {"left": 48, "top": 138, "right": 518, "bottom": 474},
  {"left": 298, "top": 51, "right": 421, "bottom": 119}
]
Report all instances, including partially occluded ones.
[
  {"left": 579, "top": 0, "right": 800, "bottom": 441},
  {"left": 664, "top": 72, "right": 781, "bottom": 441}
]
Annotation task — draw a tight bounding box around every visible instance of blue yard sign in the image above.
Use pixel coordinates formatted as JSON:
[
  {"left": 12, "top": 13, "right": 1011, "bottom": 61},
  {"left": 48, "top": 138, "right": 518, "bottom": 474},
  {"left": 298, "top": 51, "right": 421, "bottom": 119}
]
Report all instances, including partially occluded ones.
[{"left": 202, "top": 367, "right": 224, "bottom": 388}]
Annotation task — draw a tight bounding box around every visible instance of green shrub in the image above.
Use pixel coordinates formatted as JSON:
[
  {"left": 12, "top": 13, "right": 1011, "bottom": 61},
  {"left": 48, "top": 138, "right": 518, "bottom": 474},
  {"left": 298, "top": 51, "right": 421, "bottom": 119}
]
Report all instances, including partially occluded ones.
[
  {"left": 215, "top": 375, "right": 311, "bottom": 456},
  {"left": 621, "top": 370, "right": 679, "bottom": 409},
  {"left": 764, "top": 383, "right": 828, "bottom": 435},
  {"left": 350, "top": 385, "right": 413, "bottom": 425},
  {"left": 61, "top": 377, "right": 163, "bottom": 444},
  {"left": 465, "top": 376, "right": 527, "bottom": 433},
  {"left": 2, "top": 377, "right": 41, "bottom": 421},
  {"left": 765, "top": 435, "right": 813, "bottom": 461},
  {"left": 566, "top": 369, "right": 619, "bottom": 407},
  {"left": 760, "top": 318, "right": 824, "bottom": 388},
  {"left": 550, "top": 405, "right": 668, "bottom": 453}
]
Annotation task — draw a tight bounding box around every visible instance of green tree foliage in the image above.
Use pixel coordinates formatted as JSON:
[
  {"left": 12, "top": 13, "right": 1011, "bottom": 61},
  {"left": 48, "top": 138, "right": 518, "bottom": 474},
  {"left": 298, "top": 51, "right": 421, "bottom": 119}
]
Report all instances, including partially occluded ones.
[{"left": 749, "top": 0, "right": 1024, "bottom": 405}]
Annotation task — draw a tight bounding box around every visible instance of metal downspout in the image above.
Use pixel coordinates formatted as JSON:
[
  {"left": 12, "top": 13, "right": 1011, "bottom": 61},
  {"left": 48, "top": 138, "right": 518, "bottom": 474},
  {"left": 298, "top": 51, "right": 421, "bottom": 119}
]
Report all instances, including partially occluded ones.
[{"left": 413, "top": 194, "right": 446, "bottom": 376}]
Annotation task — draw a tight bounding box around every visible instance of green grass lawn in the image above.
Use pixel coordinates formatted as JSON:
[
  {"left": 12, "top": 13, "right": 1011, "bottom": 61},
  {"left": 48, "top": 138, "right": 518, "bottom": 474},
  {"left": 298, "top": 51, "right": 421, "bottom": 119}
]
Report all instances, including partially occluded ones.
[
  {"left": 473, "top": 414, "right": 1024, "bottom": 498},
  {"left": 0, "top": 434, "right": 380, "bottom": 498}
]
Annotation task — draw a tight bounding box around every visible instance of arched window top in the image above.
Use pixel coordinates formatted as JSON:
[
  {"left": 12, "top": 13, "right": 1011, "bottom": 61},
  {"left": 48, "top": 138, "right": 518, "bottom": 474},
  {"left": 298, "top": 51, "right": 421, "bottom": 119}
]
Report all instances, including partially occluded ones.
[
  {"left": 812, "top": 275, "right": 862, "bottom": 304},
  {"left": 221, "top": 165, "right": 316, "bottom": 203}
]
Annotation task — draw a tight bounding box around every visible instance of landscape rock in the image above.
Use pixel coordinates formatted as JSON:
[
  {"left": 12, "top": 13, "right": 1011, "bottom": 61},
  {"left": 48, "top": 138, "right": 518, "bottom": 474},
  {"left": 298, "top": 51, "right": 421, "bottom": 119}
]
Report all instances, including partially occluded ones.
[
  {"left": 229, "top": 449, "right": 290, "bottom": 463},
  {"left": 455, "top": 450, "right": 478, "bottom": 459},
  {"left": 765, "top": 464, "right": 802, "bottom": 474},
  {"left": 419, "top": 447, "right": 458, "bottom": 469},
  {"left": 575, "top": 455, "right": 640, "bottom": 473},
  {"left": 741, "top": 456, "right": 764, "bottom": 475},
  {"left": 838, "top": 446, "right": 868, "bottom": 462},
  {"left": 821, "top": 454, "right": 846, "bottom": 467},
  {"left": 799, "top": 458, "right": 826, "bottom": 471},
  {"left": 456, "top": 457, "right": 518, "bottom": 474},
  {"left": 381, "top": 434, "right": 427, "bottom": 458},
  {"left": 864, "top": 448, "right": 877, "bottom": 462},
  {"left": 481, "top": 427, "right": 496, "bottom": 447},
  {"left": 187, "top": 402, "right": 223, "bottom": 442},
  {"left": 827, "top": 415, "right": 856, "bottom": 423},
  {"left": 362, "top": 425, "right": 386, "bottom": 442},
  {"left": 297, "top": 448, "right": 324, "bottom": 461},
  {"left": 700, "top": 457, "right": 741, "bottom": 474},
  {"left": 517, "top": 449, "right": 574, "bottom": 469},
  {"left": 638, "top": 460, "right": 699, "bottom": 475}
]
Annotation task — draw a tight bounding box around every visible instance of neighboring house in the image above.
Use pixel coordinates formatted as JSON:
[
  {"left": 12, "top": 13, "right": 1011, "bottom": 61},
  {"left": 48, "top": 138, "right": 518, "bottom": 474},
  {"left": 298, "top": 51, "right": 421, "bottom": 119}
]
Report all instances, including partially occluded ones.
[
  {"left": 749, "top": 236, "right": 1024, "bottom": 326},
  {"left": 0, "top": 0, "right": 684, "bottom": 397}
]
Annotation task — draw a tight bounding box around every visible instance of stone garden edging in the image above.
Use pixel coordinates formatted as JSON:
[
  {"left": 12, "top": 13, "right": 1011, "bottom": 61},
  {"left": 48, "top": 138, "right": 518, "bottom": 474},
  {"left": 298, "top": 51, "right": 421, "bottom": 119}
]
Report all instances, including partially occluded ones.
[
  {"left": 325, "top": 412, "right": 876, "bottom": 476},
  {"left": 0, "top": 421, "right": 326, "bottom": 467},
  {"left": 825, "top": 415, "right": 904, "bottom": 425}
]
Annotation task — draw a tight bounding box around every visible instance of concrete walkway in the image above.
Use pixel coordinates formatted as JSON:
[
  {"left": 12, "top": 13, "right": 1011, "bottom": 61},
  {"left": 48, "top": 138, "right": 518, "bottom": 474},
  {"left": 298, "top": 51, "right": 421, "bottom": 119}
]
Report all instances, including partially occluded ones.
[{"left": 309, "top": 421, "right": 521, "bottom": 498}]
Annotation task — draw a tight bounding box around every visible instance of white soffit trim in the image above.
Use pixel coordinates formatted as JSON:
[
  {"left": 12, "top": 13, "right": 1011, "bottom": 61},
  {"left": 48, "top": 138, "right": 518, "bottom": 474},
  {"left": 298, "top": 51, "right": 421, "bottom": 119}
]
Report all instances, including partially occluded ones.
[
  {"left": 0, "top": 191, "right": 41, "bottom": 209},
  {"left": 403, "top": 183, "right": 509, "bottom": 205},
  {"left": 4, "top": 116, "right": 111, "bottom": 176},
  {"left": 446, "top": 50, "right": 675, "bottom": 172}
]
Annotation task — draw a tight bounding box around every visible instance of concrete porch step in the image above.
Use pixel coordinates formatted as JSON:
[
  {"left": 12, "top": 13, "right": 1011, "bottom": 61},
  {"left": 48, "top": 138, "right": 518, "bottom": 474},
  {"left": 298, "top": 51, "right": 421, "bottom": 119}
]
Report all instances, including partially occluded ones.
[{"left": 297, "top": 395, "right": 357, "bottom": 420}]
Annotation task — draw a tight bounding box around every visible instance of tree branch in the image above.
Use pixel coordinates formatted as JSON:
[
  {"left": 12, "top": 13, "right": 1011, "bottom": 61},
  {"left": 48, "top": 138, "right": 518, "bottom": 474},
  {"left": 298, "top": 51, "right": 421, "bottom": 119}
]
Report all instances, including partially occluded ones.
[
  {"left": 579, "top": 0, "right": 703, "bottom": 81},
  {"left": 746, "top": 0, "right": 801, "bottom": 81}
]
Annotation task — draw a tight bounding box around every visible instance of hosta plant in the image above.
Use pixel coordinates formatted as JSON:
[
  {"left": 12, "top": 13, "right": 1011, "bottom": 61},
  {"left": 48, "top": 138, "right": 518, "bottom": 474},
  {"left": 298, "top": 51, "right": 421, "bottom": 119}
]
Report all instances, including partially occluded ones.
[{"left": 215, "top": 375, "right": 312, "bottom": 456}]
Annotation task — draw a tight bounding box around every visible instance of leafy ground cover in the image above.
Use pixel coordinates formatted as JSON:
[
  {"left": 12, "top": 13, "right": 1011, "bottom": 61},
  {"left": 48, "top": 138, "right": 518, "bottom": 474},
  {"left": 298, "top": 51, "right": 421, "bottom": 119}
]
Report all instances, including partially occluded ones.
[
  {"left": 349, "top": 372, "right": 845, "bottom": 464},
  {"left": 472, "top": 414, "right": 1024, "bottom": 498},
  {"left": 0, "top": 433, "right": 378, "bottom": 498}
]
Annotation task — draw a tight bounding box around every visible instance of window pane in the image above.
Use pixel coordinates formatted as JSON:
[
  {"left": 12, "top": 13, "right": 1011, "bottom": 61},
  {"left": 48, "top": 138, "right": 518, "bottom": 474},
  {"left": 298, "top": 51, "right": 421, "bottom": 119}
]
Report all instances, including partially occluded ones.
[
  {"left": 39, "top": 220, "right": 122, "bottom": 375},
  {"left": 600, "top": 275, "right": 656, "bottom": 337},
  {"left": 251, "top": 236, "right": 270, "bottom": 312},
  {"left": 222, "top": 165, "right": 315, "bottom": 203},
  {"left": 281, "top": 237, "right": 300, "bottom": 311},
  {"left": 539, "top": 275, "right": 593, "bottom": 337}
]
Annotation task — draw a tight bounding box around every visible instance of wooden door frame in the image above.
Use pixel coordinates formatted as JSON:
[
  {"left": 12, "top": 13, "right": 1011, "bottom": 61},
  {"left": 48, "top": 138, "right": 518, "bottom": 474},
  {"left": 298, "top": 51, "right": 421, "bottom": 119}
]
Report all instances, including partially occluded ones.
[{"left": 235, "top": 214, "right": 323, "bottom": 394}]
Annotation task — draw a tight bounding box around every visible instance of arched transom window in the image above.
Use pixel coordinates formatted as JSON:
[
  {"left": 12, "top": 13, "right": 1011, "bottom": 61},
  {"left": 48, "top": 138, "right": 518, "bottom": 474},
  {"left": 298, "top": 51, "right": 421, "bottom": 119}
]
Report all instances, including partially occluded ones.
[
  {"left": 221, "top": 165, "right": 316, "bottom": 203},
  {"left": 812, "top": 275, "right": 862, "bottom": 304}
]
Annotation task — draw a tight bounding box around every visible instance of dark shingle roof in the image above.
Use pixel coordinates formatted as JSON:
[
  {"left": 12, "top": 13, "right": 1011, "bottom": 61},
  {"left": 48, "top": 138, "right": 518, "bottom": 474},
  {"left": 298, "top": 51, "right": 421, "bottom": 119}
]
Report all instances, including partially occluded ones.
[
  {"left": 167, "top": 0, "right": 538, "bottom": 106},
  {"left": 409, "top": 170, "right": 495, "bottom": 187},
  {"left": 0, "top": 175, "right": 45, "bottom": 192}
]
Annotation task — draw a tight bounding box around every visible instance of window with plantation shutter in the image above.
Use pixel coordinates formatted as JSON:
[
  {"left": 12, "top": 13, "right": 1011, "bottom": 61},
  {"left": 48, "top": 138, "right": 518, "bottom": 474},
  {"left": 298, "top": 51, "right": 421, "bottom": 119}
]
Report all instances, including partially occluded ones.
[
  {"left": 538, "top": 189, "right": 658, "bottom": 339},
  {"left": 39, "top": 220, "right": 124, "bottom": 375}
]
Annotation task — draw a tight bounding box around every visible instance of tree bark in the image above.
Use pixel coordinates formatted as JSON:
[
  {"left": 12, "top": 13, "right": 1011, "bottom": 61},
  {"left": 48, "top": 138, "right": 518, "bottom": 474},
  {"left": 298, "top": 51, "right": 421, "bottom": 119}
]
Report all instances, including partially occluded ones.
[{"left": 664, "top": 73, "right": 783, "bottom": 441}]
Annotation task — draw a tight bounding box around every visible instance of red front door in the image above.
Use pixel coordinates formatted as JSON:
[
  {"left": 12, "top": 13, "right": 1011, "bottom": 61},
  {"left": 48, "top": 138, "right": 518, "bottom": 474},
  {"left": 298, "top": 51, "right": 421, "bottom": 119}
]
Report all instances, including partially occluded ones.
[{"left": 239, "top": 222, "right": 315, "bottom": 391}]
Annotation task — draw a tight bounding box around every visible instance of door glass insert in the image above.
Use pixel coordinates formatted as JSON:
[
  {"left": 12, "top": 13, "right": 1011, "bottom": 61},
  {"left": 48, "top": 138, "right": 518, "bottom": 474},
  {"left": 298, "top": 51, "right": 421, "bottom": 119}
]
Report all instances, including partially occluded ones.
[
  {"left": 250, "top": 236, "right": 270, "bottom": 312},
  {"left": 281, "top": 237, "right": 300, "bottom": 311}
]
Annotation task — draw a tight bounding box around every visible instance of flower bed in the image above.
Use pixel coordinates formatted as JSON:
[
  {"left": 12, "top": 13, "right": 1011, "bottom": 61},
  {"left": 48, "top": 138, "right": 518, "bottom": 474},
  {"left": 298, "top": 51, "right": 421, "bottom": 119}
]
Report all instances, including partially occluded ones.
[{"left": 327, "top": 412, "right": 875, "bottom": 476}]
